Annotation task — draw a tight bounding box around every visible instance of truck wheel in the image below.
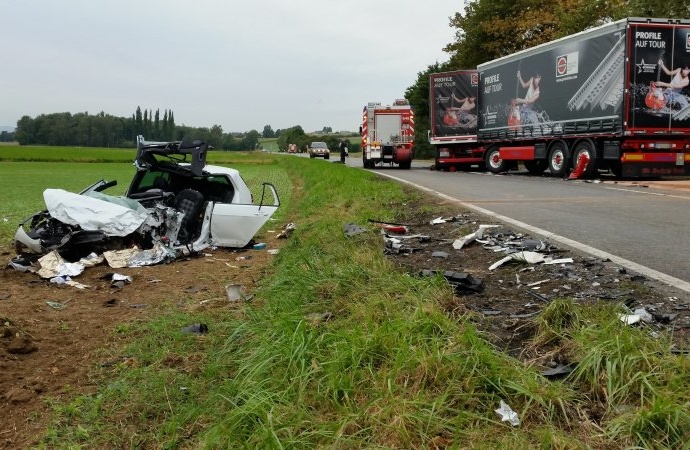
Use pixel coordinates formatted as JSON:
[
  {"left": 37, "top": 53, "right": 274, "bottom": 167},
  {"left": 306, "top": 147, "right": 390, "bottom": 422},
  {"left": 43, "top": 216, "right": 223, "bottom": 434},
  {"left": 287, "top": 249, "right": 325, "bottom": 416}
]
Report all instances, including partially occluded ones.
[
  {"left": 485, "top": 146, "right": 507, "bottom": 173},
  {"left": 398, "top": 161, "right": 411, "bottom": 169},
  {"left": 524, "top": 160, "right": 547, "bottom": 175},
  {"left": 572, "top": 140, "right": 597, "bottom": 178},
  {"left": 547, "top": 141, "right": 568, "bottom": 176}
]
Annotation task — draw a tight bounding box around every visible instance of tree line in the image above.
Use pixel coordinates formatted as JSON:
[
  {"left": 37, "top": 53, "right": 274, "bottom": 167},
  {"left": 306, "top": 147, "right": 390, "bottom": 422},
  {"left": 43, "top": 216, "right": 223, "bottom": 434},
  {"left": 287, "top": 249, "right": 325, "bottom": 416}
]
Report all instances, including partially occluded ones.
[
  {"left": 405, "top": 0, "right": 688, "bottom": 158},
  {"left": 13, "top": 107, "right": 262, "bottom": 151}
]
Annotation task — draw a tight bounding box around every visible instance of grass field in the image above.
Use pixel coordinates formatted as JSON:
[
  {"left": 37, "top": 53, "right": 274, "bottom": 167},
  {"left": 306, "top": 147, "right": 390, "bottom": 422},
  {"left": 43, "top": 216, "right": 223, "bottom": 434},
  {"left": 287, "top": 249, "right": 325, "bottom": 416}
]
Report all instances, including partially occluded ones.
[{"left": 3, "top": 146, "right": 690, "bottom": 449}]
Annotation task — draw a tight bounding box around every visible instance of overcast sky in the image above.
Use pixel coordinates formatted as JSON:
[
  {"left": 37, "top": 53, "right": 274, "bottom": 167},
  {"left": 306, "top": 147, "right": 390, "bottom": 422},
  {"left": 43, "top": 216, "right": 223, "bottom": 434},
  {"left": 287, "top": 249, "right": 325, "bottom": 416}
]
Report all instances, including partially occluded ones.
[{"left": 2, "top": 1, "right": 462, "bottom": 133}]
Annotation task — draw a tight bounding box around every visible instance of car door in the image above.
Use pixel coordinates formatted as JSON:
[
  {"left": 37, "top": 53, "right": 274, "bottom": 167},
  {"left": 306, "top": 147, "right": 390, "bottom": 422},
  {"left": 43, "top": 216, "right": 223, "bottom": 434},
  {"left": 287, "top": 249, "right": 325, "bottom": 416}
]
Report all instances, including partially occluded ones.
[{"left": 209, "top": 183, "right": 280, "bottom": 247}]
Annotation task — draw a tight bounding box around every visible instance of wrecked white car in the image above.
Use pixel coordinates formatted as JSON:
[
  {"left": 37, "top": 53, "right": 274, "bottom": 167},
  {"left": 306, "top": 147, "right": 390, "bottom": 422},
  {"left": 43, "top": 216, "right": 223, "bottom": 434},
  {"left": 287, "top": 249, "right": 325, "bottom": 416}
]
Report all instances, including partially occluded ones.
[{"left": 13, "top": 136, "right": 280, "bottom": 264}]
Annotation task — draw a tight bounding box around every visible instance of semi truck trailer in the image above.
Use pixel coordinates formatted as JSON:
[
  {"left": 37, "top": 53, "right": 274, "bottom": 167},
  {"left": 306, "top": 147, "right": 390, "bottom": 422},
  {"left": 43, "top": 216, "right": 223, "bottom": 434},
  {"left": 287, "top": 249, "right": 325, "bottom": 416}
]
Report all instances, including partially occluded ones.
[{"left": 430, "top": 17, "right": 690, "bottom": 178}]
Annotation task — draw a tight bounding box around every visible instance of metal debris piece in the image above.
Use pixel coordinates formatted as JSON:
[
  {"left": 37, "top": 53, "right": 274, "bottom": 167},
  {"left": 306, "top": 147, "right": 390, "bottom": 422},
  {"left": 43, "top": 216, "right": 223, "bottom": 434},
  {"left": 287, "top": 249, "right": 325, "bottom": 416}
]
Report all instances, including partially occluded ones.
[
  {"left": 225, "top": 284, "right": 244, "bottom": 301},
  {"left": 541, "top": 364, "right": 574, "bottom": 377},
  {"left": 453, "top": 224, "right": 500, "bottom": 250},
  {"left": 103, "top": 248, "right": 141, "bottom": 269},
  {"left": 277, "top": 222, "right": 296, "bottom": 239},
  {"left": 431, "top": 251, "right": 449, "bottom": 259},
  {"left": 543, "top": 258, "right": 574, "bottom": 265},
  {"left": 521, "top": 239, "right": 546, "bottom": 251},
  {"left": 384, "top": 237, "right": 416, "bottom": 254},
  {"left": 8, "top": 259, "right": 34, "bottom": 273},
  {"left": 46, "top": 300, "right": 69, "bottom": 310},
  {"left": 181, "top": 323, "right": 209, "bottom": 334},
  {"left": 419, "top": 269, "right": 483, "bottom": 294},
  {"left": 494, "top": 400, "right": 520, "bottom": 426},
  {"left": 38, "top": 251, "right": 85, "bottom": 279},
  {"left": 651, "top": 312, "right": 678, "bottom": 324},
  {"left": 344, "top": 223, "right": 367, "bottom": 237},
  {"left": 620, "top": 308, "right": 653, "bottom": 325},
  {"left": 526, "top": 291, "right": 550, "bottom": 302},
  {"left": 489, "top": 251, "right": 545, "bottom": 270}
]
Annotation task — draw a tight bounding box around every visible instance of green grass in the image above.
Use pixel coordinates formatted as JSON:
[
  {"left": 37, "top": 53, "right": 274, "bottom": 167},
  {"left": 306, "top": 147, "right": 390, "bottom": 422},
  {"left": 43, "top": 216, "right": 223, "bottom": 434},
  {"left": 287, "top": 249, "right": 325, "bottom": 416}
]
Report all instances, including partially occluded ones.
[{"left": 3, "top": 147, "right": 689, "bottom": 449}]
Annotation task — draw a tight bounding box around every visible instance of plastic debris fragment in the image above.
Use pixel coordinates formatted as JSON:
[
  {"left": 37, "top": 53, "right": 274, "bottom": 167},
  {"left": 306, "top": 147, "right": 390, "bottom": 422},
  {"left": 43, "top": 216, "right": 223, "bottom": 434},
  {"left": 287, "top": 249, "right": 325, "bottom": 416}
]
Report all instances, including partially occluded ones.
[
  {"left": 453, "top": 224, "right": 500, "bottom": 250},
  {"left": 489, "top": 251, "right": 545, "bottom": 270},
  {"left": 494, "top": 400, "right": 520, "bottom": 426}
]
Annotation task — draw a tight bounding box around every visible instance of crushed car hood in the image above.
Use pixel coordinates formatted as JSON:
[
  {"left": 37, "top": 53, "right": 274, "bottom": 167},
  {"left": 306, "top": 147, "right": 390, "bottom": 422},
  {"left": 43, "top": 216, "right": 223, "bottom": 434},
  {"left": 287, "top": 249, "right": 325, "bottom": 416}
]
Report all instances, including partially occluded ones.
[{"left": 44, "top": 189, "right": 149, "bottom": 237}]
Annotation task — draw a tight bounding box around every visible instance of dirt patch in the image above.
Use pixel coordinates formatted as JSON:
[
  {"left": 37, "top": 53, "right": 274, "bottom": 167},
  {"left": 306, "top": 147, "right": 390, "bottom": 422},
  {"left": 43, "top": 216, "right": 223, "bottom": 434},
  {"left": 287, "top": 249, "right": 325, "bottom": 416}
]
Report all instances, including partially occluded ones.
[
  {"left": 0, "top": 231, "right": 283, "bottom": 449},
  {"left": 2, "top": 192, "right": 689, "bottom": 448}
]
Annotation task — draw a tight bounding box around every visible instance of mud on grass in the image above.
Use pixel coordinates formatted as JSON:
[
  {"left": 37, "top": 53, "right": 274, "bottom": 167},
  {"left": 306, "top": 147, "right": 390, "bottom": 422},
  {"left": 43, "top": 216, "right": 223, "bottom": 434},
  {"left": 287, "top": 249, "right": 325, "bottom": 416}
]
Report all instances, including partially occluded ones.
[{"left": 2, "top": 193, "right": 690, "bottom": 448}]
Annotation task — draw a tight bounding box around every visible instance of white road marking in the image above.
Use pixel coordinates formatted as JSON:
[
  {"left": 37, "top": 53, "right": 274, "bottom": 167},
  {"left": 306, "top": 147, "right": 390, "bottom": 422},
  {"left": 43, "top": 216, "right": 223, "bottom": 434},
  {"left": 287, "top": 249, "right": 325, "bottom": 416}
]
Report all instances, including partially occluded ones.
[
  {"left": 604, "top": 186, "right": 690, "bottom": 200},
  {"left": 376, "top": 172, "right": 690, "bottom": 294}
]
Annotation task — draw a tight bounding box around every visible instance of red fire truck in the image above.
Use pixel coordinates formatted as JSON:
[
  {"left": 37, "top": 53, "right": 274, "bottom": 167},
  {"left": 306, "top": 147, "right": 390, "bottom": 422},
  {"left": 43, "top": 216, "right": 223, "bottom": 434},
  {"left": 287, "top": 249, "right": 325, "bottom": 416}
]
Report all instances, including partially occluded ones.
[{"left": 360, "top": 99, "right": 415, "bottom": 169}]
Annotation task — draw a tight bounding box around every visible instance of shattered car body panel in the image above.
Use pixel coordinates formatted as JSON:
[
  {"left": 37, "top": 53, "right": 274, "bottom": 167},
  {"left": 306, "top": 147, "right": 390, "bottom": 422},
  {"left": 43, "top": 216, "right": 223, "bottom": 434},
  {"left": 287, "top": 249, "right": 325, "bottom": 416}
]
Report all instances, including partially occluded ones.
[{"left": 14, "top": 136, "right": 280, "bottom": 264}]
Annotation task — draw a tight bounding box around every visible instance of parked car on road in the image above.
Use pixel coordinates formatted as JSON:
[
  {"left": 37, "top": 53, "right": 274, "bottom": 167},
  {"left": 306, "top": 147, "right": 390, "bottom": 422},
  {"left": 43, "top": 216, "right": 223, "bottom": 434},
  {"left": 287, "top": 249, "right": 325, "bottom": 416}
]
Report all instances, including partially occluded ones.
[
  {"left": 14, "top": 136, "right": 280, "bottom": 264},
  {"left": 308, "top": 141, "right": 330, "bottom": 159}
]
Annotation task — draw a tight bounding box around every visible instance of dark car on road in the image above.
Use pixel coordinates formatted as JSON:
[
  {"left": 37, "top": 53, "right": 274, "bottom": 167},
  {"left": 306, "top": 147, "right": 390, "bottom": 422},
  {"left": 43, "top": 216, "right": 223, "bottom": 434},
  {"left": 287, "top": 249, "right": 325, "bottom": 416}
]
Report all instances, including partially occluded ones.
[{"left": 308, "top": 142, "right": 330, "bottom": 159}]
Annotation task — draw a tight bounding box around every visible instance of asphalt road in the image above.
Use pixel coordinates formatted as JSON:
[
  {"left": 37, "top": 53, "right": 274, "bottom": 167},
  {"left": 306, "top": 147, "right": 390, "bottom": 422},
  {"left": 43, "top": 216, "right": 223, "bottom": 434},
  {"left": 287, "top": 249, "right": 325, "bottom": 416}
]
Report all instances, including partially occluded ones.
[{"left": 335, "top": 154, "right": 690, "bottom": 289}]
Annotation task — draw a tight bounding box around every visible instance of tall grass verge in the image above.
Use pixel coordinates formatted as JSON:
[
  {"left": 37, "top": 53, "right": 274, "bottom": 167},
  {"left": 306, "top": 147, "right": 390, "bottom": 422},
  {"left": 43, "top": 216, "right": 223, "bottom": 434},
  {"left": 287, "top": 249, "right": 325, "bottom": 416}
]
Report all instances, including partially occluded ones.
[{"left": 31, "top": 156, "right": 690, "bottom": 449}]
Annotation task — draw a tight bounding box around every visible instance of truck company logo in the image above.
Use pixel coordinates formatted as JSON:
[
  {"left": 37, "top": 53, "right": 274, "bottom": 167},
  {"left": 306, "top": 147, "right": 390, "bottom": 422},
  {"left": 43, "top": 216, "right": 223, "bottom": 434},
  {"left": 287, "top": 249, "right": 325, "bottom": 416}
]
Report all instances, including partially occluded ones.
[
  {"left": 635, "top": 59, "right": 656, "bottom": 74},
  {"left": 556, "top": 52, "right": 579, "bottom": 77},
  {"left": 471, "top": 73, "right": 478, "bottom": 86}
]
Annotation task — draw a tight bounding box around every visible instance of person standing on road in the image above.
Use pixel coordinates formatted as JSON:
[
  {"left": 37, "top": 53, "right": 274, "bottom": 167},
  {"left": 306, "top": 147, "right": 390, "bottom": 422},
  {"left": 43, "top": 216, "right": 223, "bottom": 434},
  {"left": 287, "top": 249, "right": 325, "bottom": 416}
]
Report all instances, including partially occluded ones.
[{"left": 339, "top": 139, "right": 348, "bottom": 164}]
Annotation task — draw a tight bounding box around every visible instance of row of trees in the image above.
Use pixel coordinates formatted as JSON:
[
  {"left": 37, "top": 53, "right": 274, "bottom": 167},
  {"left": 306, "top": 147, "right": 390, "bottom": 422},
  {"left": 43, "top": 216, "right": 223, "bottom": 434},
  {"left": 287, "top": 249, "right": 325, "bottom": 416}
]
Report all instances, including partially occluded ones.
[
  {"left": 275, "top": 125, "right": 360, "bottom": 153},
  {"left": 13, "top": 108, "right": 262, "bottom": 151},
  {"left": 261, "top": 124, "right": 335, "bottom": 140},
  {"left": 10, "top": 109, "right": 340, "bottom": 152},
  {"left": 0, "top": 131, "right": 15, "bottom": 142},
  {"left": 405, "top": 0, "right": 688, "bottom": 158}
]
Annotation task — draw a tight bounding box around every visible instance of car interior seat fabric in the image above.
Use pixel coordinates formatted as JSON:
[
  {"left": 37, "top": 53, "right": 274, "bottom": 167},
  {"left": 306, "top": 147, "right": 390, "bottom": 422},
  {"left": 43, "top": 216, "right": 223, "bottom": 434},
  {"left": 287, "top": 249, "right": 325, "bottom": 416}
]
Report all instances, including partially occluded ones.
[{"left": 174, "top": 189, "right": 205, "bottom": 244}]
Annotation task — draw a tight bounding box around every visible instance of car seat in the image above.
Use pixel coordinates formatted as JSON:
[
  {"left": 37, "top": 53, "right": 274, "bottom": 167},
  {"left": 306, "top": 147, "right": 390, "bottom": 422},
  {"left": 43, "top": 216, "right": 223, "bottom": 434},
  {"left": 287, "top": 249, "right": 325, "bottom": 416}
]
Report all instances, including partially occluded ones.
[{"left": 174, "top": 189, "right": 205, "bottom": 244}]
